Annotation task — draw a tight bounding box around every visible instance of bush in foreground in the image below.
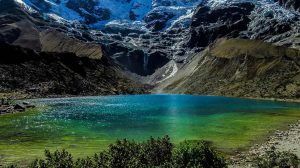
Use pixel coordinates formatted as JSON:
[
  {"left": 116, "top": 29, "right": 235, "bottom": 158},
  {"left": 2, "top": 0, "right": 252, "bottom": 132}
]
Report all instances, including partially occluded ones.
[
  {"left": 173, "top": 141, "right": 226, "bottom": 168},
  {"left": 7, "top": 137, "right": 300, "bottom": 168},
  {"left": 253, "top": 146, "right": 299, "bottom": 168},
  {"left": 22, "top": 136, "right": 226, "bottom": 168}
]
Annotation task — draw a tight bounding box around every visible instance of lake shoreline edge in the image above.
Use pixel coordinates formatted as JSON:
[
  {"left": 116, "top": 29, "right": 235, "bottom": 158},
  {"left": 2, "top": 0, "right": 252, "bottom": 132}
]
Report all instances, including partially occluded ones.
[
  {"left": 229, "top": 119, "right": 300, "bottom": 167},
  {"left": 3, "top": 92, "right": 300, "bottom": 104}
]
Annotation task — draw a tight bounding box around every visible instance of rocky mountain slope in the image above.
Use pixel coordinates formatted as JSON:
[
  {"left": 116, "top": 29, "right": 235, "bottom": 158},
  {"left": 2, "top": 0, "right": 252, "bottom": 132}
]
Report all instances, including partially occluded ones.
[
  {"left": 10, "top": 0, "right": 300, "bottom": 74},
  {"left": 0, "top": 0, "right": 104, "bottom": 59},
  {"left": 277, "top": 0, "right": 300, "bottom": 12},
  {"left": 156, "top": 38, "right": 300, "bottom": 99},
  {"left": 0, "top": 0, "right": 147, "bottom": 97},
  {"left": 0, "top": 43, "right": 146, "bottom": 97}
]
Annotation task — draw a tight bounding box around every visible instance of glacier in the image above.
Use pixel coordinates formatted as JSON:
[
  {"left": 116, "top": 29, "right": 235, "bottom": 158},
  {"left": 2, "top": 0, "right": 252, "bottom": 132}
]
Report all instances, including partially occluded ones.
[
  {"left": 14, "top": 0, "right": 202, "bottom": 31},
  {"left": 14, "top": 0, "right": 297, "bottom": 32}
]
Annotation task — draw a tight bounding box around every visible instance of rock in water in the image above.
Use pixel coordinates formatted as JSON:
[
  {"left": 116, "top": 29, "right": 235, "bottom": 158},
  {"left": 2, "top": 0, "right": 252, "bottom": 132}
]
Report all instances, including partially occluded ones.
[{"left": 14, "top": 104, "right": 26, "bottom": 112}]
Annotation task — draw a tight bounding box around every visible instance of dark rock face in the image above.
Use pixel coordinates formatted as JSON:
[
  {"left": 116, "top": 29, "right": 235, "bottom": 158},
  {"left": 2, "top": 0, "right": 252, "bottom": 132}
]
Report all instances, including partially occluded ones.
[
  {"left": 102, "top": 31, "right": 175, "bottom": 76},
  {"left": 0, "top": 43, "right": 147, "bottom": 97},
  {"left": 246, "top": 18, "right": 293, "bottom": 40},
  {"left": 116, "top": 49, "right": 146, "bottom": 76},
  {"left": 110, "top": 46, "right": 170, "bottom": 76},
  {"left": 144, "top": 11, "right": 175, "bottom": 31},
  {"left": 277, "top": 0, "right": 300, "bottom": 12},
  {"left": 187, "top": 2, "right": 255, "bottom": 48},
  {"left": 148, "top": 51, "right": 170, "bottom": 74},
  {"left": 244, "top": 2, "right": 299, "bottom": 46},
  {"left": 66, "top": 0, "right": 111, "bottom": 24}
]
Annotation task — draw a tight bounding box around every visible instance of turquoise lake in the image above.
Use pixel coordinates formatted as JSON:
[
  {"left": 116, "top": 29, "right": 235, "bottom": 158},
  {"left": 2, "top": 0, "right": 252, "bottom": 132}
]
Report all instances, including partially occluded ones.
[{"left": 1, "top": 94, "right": 300, "bottom": 164}]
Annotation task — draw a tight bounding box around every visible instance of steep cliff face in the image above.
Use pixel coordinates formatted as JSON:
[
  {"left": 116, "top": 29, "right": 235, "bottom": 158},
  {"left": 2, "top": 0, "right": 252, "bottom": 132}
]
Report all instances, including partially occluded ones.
[
  {"left": 156, "top": 38, "right": 300, "bottom": 99},
  {"left": 187, "top": 2, "right": 255, "bottom": 48}
]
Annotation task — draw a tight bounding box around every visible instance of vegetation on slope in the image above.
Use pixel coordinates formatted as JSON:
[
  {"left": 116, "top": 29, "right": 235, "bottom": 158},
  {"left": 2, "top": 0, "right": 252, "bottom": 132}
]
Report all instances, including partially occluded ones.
[{"left": 158, "top": 38, "right": 300, "bottom": 99}]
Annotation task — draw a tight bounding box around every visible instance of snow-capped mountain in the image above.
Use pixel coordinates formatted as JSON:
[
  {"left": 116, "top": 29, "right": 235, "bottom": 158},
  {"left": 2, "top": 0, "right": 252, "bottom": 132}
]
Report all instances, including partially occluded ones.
[{"left": 6, "top": 0, "right": 300, "bottom": 79}]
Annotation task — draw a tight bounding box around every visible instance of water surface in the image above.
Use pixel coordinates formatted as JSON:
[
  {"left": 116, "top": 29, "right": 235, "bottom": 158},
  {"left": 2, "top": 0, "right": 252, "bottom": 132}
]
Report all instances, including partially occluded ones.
[{"left": 1, "top": 95, "right": 300, "bottom": 164}]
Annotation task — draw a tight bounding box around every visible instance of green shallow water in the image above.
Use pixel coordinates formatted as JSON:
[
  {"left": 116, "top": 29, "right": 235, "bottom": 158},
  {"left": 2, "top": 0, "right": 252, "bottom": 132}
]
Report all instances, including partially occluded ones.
[{"left": 1, "top": 95, "right": 300, "bottom": 165}]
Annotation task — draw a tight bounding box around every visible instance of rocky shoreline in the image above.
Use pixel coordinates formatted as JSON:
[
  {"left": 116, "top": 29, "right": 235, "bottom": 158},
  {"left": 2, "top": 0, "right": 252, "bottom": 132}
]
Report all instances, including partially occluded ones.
[
  {"left": 229, "top": 120, "right": 300, "bottom": 167},
  {"left": 246, "top": 97, "right": 300, "bottom": 103},
  {"left": 0, "top": 98, "right": 36, "bottom": 115}
]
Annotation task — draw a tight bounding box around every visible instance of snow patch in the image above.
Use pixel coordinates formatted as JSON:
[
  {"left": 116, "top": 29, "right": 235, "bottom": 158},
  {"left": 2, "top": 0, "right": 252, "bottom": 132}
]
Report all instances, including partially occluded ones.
[
  {"left": 14, "top": 0, "right": 38, "bottom": 13},
  {"left": 156, "top": 60, "right": 178, "bottom": 84},
  {"left": 206, "top": 0, "right": 296, "bottom": 21}
]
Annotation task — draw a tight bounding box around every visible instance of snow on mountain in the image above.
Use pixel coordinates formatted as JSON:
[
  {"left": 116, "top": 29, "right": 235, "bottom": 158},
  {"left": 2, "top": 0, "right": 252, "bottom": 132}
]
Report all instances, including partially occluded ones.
[
  {"left": 15, "top": 0, "right": 202, "bottom": 31},
  {"left": 14, "top": 0, "right": 297, "bottom": 32},
  {"left": 206, "top": 0, "right": 296, "bottom": 21}
]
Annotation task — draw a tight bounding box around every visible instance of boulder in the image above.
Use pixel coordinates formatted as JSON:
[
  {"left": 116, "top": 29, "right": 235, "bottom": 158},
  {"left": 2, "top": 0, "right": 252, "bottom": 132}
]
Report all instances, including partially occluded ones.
[
  {"left": 23, "top": 102, "right": 36, "bottom": 108},
  {"left": 0, "top": 108, "right": 7, "bottom": 114},
  {"left": 14, "top": 104, "right": 26, "bottom": 112}
]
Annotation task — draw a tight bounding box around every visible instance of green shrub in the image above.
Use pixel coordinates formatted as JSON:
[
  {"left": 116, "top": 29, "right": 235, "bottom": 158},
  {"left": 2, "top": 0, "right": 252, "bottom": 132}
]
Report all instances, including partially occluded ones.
[
  {"left": 93, "top": 152, "right": 110, "bottom": 168},
  {"left": 107, "top": 136, "right": 174, "bottom": 167},
  {"left": 173, "top": 141, "right": 227, "bottom": 168},
  {"left": 108, "top": 139, "right": 142, "bottom": 168},
  {"left": 253, "top": 146, "right": 299, "bottom": 168},
  {"left": 141, "top": 136, "right": 174, "bottom": 167},
  {"left": 12, "top": 136, "right": 227, "bottom": 168},
  {"left": 74, "top": 157, "right": 94, "bottom": 168},
  {"left": 29, "top": 149, "right": 74, "bottom": 168}
]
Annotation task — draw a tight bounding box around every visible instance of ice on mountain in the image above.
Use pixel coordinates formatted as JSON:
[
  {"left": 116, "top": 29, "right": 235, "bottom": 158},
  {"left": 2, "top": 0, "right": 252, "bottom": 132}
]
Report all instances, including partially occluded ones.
[{"left": 14, "top": 0, "right": 297, "bottom": 32}]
